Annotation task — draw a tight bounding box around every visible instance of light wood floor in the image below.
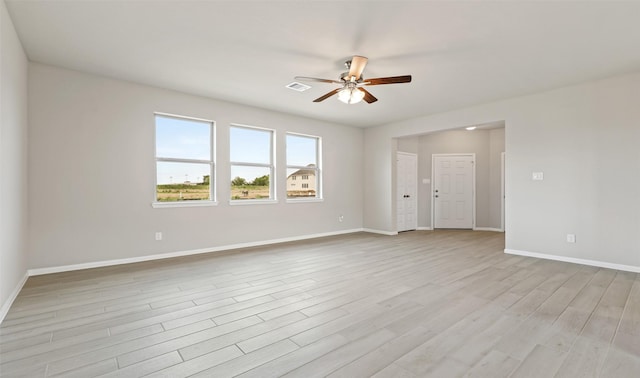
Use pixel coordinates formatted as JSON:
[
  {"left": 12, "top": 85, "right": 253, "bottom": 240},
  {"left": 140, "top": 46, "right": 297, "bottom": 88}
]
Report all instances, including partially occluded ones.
[{"left": 1, "top": 230, "right": 639, "bottom": 377}]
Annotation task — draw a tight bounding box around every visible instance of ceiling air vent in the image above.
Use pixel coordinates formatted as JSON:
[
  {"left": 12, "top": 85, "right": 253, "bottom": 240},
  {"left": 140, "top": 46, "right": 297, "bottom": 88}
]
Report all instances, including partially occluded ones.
[{"left": 286, "top": 82, "right": 311, "bottom": 92}]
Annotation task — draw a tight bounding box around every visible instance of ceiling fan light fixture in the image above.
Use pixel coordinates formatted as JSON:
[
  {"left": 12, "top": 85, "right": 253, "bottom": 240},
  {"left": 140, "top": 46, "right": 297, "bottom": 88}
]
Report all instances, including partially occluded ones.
[{"left": 337, "top": 86, "right": 364, "bottom": 104}]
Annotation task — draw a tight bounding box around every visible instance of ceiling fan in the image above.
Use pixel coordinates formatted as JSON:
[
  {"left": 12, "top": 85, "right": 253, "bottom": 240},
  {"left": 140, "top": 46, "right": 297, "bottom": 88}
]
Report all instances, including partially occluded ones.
[{"left": 295, "top": 56, "right": 412, "bottom": 104}]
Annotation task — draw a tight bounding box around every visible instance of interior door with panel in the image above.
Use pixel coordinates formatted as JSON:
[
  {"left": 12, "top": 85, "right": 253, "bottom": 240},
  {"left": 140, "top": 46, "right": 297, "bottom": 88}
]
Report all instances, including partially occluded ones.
[
  {"left": 433, "top": 154, "right": 475, "bottom": 229},
  {"left": 397, "top": 152, "right": 418, "bottom": 232}
]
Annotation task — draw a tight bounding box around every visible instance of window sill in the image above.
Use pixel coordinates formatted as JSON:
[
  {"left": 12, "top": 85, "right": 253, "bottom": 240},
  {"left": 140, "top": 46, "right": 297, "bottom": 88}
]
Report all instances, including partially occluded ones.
[
  {"left": 286, "top": 198, "right": 324, "bottom": 204},
  {"left": 152, "top": 201, "right": 217, "bottom": 208},
  {"left": 229, "top": 199, "right": 278, "bottom": 206}
]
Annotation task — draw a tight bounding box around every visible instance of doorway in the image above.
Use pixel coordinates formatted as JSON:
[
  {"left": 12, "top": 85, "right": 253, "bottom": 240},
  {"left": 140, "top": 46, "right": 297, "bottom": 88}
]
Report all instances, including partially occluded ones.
[
  {"left": 397, "top": 152, "right": 418, "bottom": 232},
  {"left": 432, "top": 154, "right": 475, "bottom": 229}
]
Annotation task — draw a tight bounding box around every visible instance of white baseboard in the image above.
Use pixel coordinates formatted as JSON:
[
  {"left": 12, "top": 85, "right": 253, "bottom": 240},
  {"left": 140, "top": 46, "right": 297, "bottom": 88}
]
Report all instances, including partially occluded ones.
[
  {"left": 1, "top": 272, "right": 29, "bottom": 325},
  {"left": 362, "top": 228, "right": 398, "bottom": 236},
  {"left": 417, "top": 227, "right": 433, "bottom": 231},
  {"left": 505, "top": 249, "right": 640, "bottom": 273},
  {"left": 28, "top": 228, "right": 365, "bottom": 276},
  {"left": 474, "top": 227, "right": 504, "bottom": 232}
]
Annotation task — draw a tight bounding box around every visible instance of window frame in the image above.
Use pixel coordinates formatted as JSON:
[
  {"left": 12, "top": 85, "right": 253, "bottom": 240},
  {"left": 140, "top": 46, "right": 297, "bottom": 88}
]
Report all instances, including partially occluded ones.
[
  {"left": 152, "top": 112, "right": 216, "bottom": 208},
  {"left": 286, "top": 132, "right": 323, "bottom": 203},
  {"left": 229, "top": 123, "right": 277, "bottom": 205}
]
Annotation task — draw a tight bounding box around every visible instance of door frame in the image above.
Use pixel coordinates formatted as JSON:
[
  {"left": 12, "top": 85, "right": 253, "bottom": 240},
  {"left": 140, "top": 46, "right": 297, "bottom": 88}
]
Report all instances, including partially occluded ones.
[
  {"left": 396, "top": 151, "right": 418, "bottom": 232},
  {"left": 501, "top": 152, "right": 505, "bottom": 232},
  {"left": 431, "top": 153, "right": 476, "bottom": 229}
]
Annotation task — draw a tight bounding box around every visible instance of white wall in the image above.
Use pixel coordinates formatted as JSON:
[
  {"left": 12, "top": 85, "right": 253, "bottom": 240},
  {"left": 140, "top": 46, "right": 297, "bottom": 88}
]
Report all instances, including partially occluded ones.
[
  {"left": 0, "top": 0, "right": 29, "bottom": 320},
  {"left": 398, "top": 128, "right": 505, "bottom": 230},
  {"left": 364, "top": 72, "right": 640, "bottom": 270},
  {"left": 489, "top": 128, "right": 505, "bottom": 229},
  {"left": 363, "top": 129, "right": 394, "bottom": 233},
  {"left": 28, "top": 64, "right": 364, "bottom": 269}
]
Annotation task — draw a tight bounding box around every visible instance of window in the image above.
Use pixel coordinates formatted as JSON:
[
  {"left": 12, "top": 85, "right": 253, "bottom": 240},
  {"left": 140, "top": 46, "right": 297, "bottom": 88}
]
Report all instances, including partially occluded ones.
[
  {"left": 230, "top": 125, "right": 275, "bottom": 201},
  {"left": 154, "top": 114, "right": 214, "bottom": 205},
  {"left": 286, "top": 133, "right": 321, "bottom": 199}
]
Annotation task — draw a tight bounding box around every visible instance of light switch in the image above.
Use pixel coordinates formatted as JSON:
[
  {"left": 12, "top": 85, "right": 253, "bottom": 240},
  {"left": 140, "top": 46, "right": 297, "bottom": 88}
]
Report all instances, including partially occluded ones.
[{"left": 532, "top": 172, "right": 544, "bottom": 181}]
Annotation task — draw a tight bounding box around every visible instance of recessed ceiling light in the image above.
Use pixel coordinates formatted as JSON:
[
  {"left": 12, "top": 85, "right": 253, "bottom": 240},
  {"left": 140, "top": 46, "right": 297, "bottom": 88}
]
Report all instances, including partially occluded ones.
[
  {"left": 286, "top": 82, "right": 311, "bottom": 92},
  {"left": 466, "top": 126, "right": 477, "bottom": 131}
]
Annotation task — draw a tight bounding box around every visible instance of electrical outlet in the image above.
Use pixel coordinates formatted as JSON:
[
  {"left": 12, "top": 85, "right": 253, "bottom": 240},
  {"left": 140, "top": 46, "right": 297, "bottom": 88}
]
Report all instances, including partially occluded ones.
[
  {"left": 338, "top": 215, "right": 344, "bottom": 222},
  {"left": 566, "top": 234, "right": 576, "bottom": 243},
  {"left": 155, "top": 232, "right": 163, "bottom": 241},
  {"left": 532, "top": 172, "right": 544, "bottom": 181}
]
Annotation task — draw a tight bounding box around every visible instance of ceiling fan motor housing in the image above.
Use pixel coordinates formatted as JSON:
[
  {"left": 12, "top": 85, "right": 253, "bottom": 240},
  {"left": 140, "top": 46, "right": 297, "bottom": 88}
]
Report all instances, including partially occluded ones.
[{"left": 340, "top": 71, "right": 363, "bottom": 83}]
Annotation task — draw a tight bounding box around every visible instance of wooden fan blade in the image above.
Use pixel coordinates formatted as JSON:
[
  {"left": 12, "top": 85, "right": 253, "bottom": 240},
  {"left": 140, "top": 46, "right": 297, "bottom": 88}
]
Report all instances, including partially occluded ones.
[
  {"left": 295, "top": 76, "right": 342, "bottom": 84},
  {"left": 360, "top": 88, "right": 378, "bottom": 104},
  {"left": 313, "top": 88, "right": 340, "bottom": 102},
  {"left": 364, "top": 75, "right": 412, "bottom": 85},
  {"left": 348, "top": 56, "right": 368, "bottom": 80}
]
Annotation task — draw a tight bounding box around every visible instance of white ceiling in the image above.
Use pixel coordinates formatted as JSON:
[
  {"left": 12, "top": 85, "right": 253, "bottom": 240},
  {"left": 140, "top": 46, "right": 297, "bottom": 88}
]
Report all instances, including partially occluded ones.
[{"left": 6, "top": 0, "right": 640, "bottom": 128}]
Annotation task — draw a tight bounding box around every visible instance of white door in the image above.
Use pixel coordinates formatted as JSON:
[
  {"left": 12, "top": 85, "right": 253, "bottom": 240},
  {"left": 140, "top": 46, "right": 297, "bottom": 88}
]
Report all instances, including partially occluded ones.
[
  {"left": 433, "top": 154, "right": 474, "bottom": 229},
  {"left": 397, "top": 152, "right": 418, "bottom": 232}
]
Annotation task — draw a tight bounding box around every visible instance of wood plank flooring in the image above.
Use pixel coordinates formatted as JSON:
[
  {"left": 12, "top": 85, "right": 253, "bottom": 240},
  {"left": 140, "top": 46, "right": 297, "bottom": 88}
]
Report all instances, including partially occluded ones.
[{"left": 1, "top": 230, "right": 639, "bottom": 377}]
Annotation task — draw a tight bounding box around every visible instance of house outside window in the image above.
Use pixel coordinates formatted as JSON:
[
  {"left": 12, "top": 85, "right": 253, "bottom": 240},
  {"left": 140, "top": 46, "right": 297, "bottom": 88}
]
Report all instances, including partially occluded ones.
[
  {"left": 154, "top": 113, "right": 215, "bottom": 206},
  {"left": 230, "top": 124, "right": 275, "bottom": 202},
  {"left": 286, "top": 133, "right": 321, "bottom": 199}
]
